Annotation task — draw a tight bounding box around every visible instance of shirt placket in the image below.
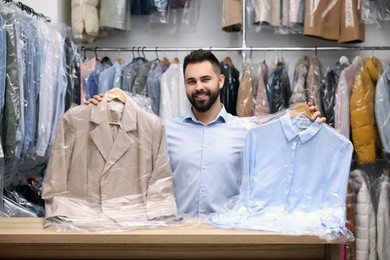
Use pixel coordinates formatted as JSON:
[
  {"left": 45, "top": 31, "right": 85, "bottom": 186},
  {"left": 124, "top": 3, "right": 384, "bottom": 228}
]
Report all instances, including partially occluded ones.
[
  {"left": 198, "top": 125, "right": 208, "bottom": 216},
  {"left": 285, "top": 136, "right": 301, "bottom": 213}
]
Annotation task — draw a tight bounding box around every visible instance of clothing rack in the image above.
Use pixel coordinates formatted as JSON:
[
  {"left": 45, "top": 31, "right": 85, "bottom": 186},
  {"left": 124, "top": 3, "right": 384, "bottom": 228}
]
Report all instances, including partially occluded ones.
[
  {"left": 81, "top": 46, "right": 390, "bottom": 53},
  {"left": 2, "top": 0, "right": 51, "bottom": 22}
]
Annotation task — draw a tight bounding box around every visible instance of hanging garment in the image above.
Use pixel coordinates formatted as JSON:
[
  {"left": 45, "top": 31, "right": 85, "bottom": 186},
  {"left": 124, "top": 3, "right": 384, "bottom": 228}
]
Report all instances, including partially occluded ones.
[
  {"left": 350, "top": 57, "right": 383, "bottom": 164},
  {"left": 220, "top": 57, "right": 240, "bottom": 115},
  {"left": 146, "top": 60, "right": 169, "bottom": 115},
  {"left": 236, "top": 61, "right": 254, "bottom": 117},
  {"left": 209, "top": 113, "right": 353, "bottom": 238},
  {"left": 254, "top": 62, "right": 270, "bottom": 115},
  {"left": 289, "top": 55, "right": 310, "bottom": 107},
  {"left": 100, "top": 0, "right": 132, "bottom": 31},
  {"left": 304, "top": 0, "right": 365, "bottom": 42},
  {"left": 375, "top": 66, "right": 390, "bottom": 155},
  {"left": 349, "top": 169, "right": 377, "bottom": 260},
  {"left": 373, "top": 174, "right": 390, "bottom": 260},
  {"left": 306, "top": 55, "right": 322, "bottom": 113},
  {"left": 221, "top": 0, "right": 242, "bottom": 32},
  {"left": 267, "top": 59, "right": 291, "bottom": 114},
  {"left": 42, "top": 94, "right": 178, "bottom": 230},
  {"left": 319, "top": 57, "right": 350, "bottom": 128},
  {"left": 334, "top": 56, "right": 363, "bottom": 139},
  {"left": 159, "top": 61, "right": 189, "bottom": 119},
  {"left": 85, "top": 57, "right": 112, "bottom": 99},
  {"left": 64, "top": 36, "right": 81, "bottom": 111}
]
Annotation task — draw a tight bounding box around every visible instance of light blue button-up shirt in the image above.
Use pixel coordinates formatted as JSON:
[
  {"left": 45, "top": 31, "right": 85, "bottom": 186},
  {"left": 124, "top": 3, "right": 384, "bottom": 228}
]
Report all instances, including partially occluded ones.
[
  {"left": 164, "top": 106, "right": 248, "bottom": 217},
  {"left": 209, "top": 113, "right": 353, "bottom": 238}
]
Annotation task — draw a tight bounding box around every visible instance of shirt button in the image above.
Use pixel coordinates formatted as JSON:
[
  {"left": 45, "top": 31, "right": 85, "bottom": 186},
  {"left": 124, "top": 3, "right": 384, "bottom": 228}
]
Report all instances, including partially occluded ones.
[
  {"left": 201, "top": 188, "right": 205, "bottom": 192},
  {"left": 204, "top": 145, "right": 207, "bottom": 148},
  {"left": 202, "top": 166, "right": 206, "bottom": 170}
]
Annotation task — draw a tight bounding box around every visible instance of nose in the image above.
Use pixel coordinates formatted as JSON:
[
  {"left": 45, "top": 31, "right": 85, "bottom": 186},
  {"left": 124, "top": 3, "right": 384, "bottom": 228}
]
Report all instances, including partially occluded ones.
[{"left": 195, "top": 81, "right": 205, "bottom": 91}]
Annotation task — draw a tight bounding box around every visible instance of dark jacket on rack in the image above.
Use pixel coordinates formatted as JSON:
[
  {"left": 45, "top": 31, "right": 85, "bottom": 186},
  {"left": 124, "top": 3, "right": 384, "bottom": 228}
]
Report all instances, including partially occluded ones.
[
  {"left": 220, "top": 59, "right": 240, "bottom": 115},
  {"left": 319, "top": 58, "right": 349, "bottom": 127},
  {"left": 267, "top": 60, "right": 291, "bottom": 113}
]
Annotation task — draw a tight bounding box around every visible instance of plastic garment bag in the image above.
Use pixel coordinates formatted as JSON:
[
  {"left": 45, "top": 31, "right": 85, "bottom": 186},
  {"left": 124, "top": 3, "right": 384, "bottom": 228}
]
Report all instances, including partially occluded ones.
[
  {"left": 209, "top": 111, "right": 354, "bottom": 241},
  {"left": 375, "top": 66, "right": 390, "bottom": 155}
]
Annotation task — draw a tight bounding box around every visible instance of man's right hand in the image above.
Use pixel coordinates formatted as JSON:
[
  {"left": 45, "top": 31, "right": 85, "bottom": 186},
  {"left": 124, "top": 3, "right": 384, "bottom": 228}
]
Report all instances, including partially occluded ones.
[{"left": 83, "top": 93, "right": 104, "bottom": 105}]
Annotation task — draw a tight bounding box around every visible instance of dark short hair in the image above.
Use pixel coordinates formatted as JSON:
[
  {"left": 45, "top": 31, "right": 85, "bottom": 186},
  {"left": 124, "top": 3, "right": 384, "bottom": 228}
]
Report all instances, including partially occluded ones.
[{"left": 183, "top": 49, "right": 221, "bottom": 76}]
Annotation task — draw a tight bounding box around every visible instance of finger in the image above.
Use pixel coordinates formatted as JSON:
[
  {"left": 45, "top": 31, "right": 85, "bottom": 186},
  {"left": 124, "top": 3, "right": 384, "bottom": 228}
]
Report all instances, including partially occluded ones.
[
  {"left": 308, "top": 105, "right": 317, "bottom": 112},
  {"left": 93, "top": 94, "right": 103, "bottom": 101},
  {"left": 83, "top": 100, "right": 90, "bottom": 105},
  {"left": 98, "top": 93, "right": 104, "bottom": 98},
  {"left": 320, "top": 117, "right": 327, "bottom": 123},
  {"left": 309, "top": 111, "right": 321, "bottom": 122},
  {"left": 306, "top": 101, "right": 313, "bottom": 107}
]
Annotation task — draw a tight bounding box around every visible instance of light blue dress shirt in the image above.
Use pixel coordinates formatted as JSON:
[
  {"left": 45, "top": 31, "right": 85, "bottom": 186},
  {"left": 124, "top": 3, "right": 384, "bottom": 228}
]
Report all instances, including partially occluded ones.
[
  {"left": 209, "top": 113, "right": 353, "bottom": 238},
  {"left": 164, "top": 106, "right": 248, "bottom": 217}
]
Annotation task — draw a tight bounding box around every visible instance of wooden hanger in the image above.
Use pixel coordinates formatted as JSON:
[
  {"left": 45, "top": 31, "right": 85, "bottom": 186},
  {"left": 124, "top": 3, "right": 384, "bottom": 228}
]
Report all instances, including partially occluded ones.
[
  {"left": 160, "top": 56, "right": 170, "bottom": 66},
  {"left": 223, "top": 56, "right": 233, "bottom": 67},
  {"left": 289, "top": 103, "right": 313, "bottom": 118},
  {"left": 173, "top": 57, "right": 180, "bottom": 64},
  {"left": 106, "top": 87, "right": 126, "bottom": 104}
]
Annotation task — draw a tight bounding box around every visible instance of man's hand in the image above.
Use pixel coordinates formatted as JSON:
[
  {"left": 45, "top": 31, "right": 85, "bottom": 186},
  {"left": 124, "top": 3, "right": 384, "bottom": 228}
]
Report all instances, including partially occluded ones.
[
  {"left": 83, "top": 93, "right": 104, "bottom": 105},
  {"left": 307, "top": 102, "right": 326, "bottom": 123}
]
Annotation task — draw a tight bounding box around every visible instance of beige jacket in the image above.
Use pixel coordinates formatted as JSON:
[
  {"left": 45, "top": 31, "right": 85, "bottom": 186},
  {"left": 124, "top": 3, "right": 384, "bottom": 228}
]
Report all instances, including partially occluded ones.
[{"left": 42, "top": 96, "right": 177, "bottom": 225}]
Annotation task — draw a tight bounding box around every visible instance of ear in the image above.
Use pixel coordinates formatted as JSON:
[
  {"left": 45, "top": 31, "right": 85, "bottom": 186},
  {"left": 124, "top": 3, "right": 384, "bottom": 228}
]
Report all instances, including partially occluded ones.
[{"left": 218, "top": 73, "right": 225, "bottom": 90}]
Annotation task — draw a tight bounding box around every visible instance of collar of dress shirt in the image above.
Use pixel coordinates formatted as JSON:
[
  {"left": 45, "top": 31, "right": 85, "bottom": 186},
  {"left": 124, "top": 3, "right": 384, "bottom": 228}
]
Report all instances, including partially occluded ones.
[
  {"left": 280, "top": 113, "right": 322, "bottom": 143},
  {"left": 182, "top": 104, "right": 228, "bottom": 126}
]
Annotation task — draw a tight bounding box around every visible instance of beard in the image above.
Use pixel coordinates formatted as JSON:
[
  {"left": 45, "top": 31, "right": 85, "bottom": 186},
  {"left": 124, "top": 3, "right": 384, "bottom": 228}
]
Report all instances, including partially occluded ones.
[{"left": 188, "top": 88, "right": 220, "bottom": 113}]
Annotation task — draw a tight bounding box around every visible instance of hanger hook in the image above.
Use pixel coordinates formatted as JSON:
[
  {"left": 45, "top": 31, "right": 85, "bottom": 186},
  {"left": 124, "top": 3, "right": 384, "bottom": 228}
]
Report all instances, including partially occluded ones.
[
  {"left": 155, "top": 47, "right": 159, "bottom": 60},
  {"left": 94, "top": 47, "right": 98, "bottom": 59},
  {"left": 142, "top": 47, "right": 145, "bottom": 58},
  {"left": 131, "top": 47, "right": 135, "bottom": 59},
  {"left": 315, "top": 46, "right": 317, "bottom": 56},
  {"left": 250, "top": 46, "right": 253, "bottom": 59}
]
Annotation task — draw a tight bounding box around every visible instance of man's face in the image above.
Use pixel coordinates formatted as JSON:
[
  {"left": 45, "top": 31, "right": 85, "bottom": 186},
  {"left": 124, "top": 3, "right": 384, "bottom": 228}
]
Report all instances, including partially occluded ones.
[{"left": 184, "top": 61, "right": 224, "bottom": 113}]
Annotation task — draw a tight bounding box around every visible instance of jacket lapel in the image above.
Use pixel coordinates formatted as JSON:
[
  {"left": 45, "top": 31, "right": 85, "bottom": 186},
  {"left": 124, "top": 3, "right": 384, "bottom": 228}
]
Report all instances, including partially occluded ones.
[{"left": 90, "top": 97, "right": 138, "bottom": 175}]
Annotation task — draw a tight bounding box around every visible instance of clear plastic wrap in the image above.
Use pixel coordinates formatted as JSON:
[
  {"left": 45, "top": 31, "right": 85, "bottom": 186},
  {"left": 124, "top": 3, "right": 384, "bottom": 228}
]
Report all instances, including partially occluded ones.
[
  {"left": 236, "top": 60, "right": 254, "bottom": 117},
  {"left": 71, "top": 0, "right": 100, "bottom": 43},
  {"left": 42, "top": 89, "right": 181, "bottom": 232},
  {"left": 304, "top": 0, "right": 365, "bottom": 43},
  {"left": 305, "top": 55, "right": 322, "bottom": 115},
  {"left": 267, "top": 56, "right": 291, "bottom": 114},
  {"left": 375, "top": 65, "right": 390, "bottom": 155},
  {"left": 100, "top": 0, "right": 132, "bottom": 31},
  {"left": 350, "top": 57, "right": 383, "bottom": 164},
  {"left": 209, "top": 108, "right": 355, "bottom": 241},
  {"left": 221, "top": 0, "right": 242, "bottom": 32}
]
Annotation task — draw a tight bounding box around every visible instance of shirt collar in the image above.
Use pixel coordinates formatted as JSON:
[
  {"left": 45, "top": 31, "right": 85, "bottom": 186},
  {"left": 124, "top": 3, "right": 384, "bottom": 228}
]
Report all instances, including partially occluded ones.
[
  {"left": 280, "top": 113, "right": 322, "bottom": 143},
  {"left": 182, "top": 105, "right": 228, "bottom": 125}
]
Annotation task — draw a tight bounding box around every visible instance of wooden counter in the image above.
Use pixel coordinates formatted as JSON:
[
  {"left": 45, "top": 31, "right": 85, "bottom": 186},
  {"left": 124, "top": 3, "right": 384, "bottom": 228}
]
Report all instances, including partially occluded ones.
[{"left": 0, "top": 218, "right": 342, "bottom": 259}]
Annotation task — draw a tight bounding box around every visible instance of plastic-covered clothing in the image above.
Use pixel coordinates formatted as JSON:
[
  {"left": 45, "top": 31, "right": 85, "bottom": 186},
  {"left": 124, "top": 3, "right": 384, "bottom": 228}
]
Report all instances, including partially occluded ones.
[
  {"left": 42, "top": 93, "right": 178, "bottom": 231},
  {"left": 209, "top": 113, "right": 353, "bottom": 240},
  {"left": 319, "top": 58, "right": 350, "bottom": 128},
  {"left": 373, "top": 174, "right": 390, "bottom": 260},
  {"left": 349, "top": 169, "right": 377, "bottom": 260},
  {"left": 221, "top": 0, "right": 242, "bottom": 32},
  {"left": 375, "top": 66, "right": 390, "bottom": 155},
  {"left": 254, "top": 62, "right": 270, "bottom": 115},
  {"left": 350, "top": 57, "right": 383, "bottom": 164},
  {"left": 100, "top": 0, "right": 132, "bottom": 31},
  {"left": 267, "top": 60, "right": 291, "bottom": 113},
  {"left": 304, "top": 0, "right": 365, "bottom": 42},
  {"left": 236, "top": 62, "right": 254, "bottom": 117},
  {"left": 306, "top": 55, "right": 322, "bottom": 115},
  {"left": 220, "top": 58, "right": 240, "bottom": 116},
  {"left": 289, "top": 55, "right": 310, "bottom": 107}
]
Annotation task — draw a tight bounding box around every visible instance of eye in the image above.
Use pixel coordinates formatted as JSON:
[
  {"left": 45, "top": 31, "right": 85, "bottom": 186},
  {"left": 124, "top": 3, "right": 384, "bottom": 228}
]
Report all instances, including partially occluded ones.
[
  {"left": 201, "top": 77, "right": 211, "bottom": 83},
  {"left": 187, "top": 79, "right": 196, "bottom": 85}
]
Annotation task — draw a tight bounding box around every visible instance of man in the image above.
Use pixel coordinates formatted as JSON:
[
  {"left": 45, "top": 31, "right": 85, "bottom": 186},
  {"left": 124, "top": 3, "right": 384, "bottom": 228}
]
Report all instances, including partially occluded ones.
[{"left": 87, "top": 49, "right": 324, "bottom": 217}]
